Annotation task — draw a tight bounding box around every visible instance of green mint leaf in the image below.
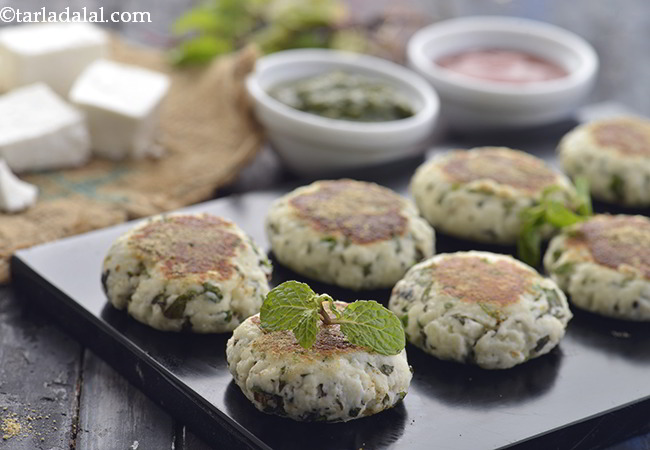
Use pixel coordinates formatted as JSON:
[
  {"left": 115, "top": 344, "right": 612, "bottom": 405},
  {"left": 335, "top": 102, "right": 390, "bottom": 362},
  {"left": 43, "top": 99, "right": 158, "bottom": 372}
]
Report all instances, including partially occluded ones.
[
  {"left": 260, "top": 281, "right": 318, "bottom": 331},
  {"left": 544, "top": 201, "right": 584, "bottom": 228},
  {"left": 339, "top": 301, "right": 405, "bottom": 356},
  {"left": 517, "top": 206, "right": 546, "bottom": 267},
  {"left": 609, "top": 174, "right": 625, "bottom": 200},
  {"left": 517, "top": 225, "right": 542, "bottom": 267},
  {"left": 169, "top": 35, "right": 233, "bottom": 65},
  {"left": 292, "top": 308, "right": 320, "bottom": 349},
  {"left": 540, "top": 184, "right": 564, "bottom": 199},
  {"left": 172, "top": 7, "right": 221, "bottom": 35},
  {"left": 519, "top": 204, "right": 546, "bottom": 223},
  {"left": 517, "top": 178, "right": 593, "bottom": 267},
  {"left": 574, "top": 176, "right": 593, "bottom": 216},
  {"left": 170, "top": 0, "right": 346, "bottom": 66},
  {"left": 260, "top": 282, "right": 406, "bottom": 354}
]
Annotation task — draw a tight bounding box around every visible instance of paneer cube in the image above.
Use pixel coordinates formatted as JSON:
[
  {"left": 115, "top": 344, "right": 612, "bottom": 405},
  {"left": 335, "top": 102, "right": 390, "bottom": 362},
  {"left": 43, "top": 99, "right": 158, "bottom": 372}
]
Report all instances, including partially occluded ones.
[
  {"left": 0, "top": 22, "right": 108, "bottom": 96},
  {"left": 0, "top": 83, "right": 91, "bottom": 173},
  {"left": 69, "top": 60, "right": 171, "bottom": 160},
  {"left": 0, "top": 159, "right": 38, "bottom": 213}
]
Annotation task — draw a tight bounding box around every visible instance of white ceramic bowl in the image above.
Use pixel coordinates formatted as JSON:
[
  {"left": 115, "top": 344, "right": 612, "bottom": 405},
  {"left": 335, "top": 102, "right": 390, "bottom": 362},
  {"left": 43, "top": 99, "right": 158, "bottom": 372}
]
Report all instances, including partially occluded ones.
[
  {"left": 407, "top": 16, "right": 599, "bottom": 130},
  {"left": 246, "top": 49, "right": 439, "bottom": 175}
]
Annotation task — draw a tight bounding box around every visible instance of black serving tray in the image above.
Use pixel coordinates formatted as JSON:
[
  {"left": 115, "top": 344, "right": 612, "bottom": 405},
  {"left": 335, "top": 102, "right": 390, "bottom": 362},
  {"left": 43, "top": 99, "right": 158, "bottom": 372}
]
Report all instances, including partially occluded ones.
[{"left": 12, "top": 112, "right": 650, "bottom": 450}]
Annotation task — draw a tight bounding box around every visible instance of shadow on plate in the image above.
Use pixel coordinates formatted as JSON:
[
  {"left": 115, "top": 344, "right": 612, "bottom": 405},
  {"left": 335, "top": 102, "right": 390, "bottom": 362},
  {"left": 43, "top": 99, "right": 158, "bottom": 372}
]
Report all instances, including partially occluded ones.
[
  {"left": 269, "top": 252, "right": 394, "bottom": 305},
  {"left": 566, "top": 308, "right": 650, "bottom": 365},
  {"left": 447, "top": 118, "right": 578, "bottom": 158},
  {"left": 434, "top": 231, "right": 518, "bottom": 257},
  {"left": 271, "top": 145, "right": 425, "bottom": 188},
  {"left": 407, "top": 344, "right": 562, "bottom": 408},
  {"left": 224, "top": 380, "right": 407, "bottom": 450},
  {"left": 591, "top": 199, "right": 650, "bottom": 217},
  {"left": 100, "top": 303, "right": 229, "bottom": 375}
]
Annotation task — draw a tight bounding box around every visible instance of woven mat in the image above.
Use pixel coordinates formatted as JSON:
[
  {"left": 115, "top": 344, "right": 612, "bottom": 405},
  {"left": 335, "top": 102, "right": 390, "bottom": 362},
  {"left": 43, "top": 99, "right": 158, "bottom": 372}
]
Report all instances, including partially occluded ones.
[{"left": 0, "top": 39, "right": 264, "bottom": 283}]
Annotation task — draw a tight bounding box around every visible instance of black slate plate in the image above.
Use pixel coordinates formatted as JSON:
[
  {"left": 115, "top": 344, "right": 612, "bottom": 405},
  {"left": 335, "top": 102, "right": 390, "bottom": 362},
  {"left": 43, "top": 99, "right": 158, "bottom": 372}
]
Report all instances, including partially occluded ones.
[{"left": 11, "top": 114, "right": 650, "bottom": 450}]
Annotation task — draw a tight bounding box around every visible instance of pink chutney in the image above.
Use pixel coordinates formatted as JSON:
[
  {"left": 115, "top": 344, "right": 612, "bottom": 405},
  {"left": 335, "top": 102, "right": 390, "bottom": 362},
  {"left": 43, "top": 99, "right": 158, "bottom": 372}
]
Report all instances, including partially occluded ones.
[{"left": 436, "top": 49, "right": 568, "bottom": 84}]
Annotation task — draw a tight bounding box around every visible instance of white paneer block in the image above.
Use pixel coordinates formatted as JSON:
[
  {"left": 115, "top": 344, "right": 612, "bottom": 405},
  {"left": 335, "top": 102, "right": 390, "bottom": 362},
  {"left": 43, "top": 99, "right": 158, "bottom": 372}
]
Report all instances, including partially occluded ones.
[
  {"left": 69, "top": 60, "right": 171, "bottom": 160},
  {"left": 0, "top": 159, "right": 38, "bottom": 213},
  {"left": 0, "top": 84, "right": 91, "bottom": 173},
  {"left": 0, "top": 22, "right": 108, "bottom": 96}
]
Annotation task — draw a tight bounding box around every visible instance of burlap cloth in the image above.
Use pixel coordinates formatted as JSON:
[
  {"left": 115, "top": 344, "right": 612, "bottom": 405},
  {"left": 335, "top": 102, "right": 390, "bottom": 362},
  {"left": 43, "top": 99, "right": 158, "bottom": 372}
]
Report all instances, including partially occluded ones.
[{"left": 0, "top": 39, "right": 264, "bottom": 282}]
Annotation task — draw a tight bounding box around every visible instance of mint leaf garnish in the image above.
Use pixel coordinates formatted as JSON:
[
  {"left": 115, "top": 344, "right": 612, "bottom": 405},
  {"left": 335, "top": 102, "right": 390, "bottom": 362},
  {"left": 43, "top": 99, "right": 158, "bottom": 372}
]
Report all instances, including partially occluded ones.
[
  {"left": 170, "top": 0, "right": 353, "bottom": 66},
  {"left": 292, "top": 308, "right": 320, "bottom": 349},
  {"left": 544, "top": 201, "right": 583, "bottom": 227},
  {"left": 517, "top": 179, "right": 593, "bottom": 267},
  {"left": 260, "top": 281, "right": 319, "bottom": 332},
  {"left": 517, "top": 205, "right": 546, "bottom": 267},
  {"left": 259, "top": 282, "right": 405, "bottom": 355},
  {"left": 339, "top": 301, "right": 405, "bottom": 356},
  {"left": 575, "top": 176, "right": 593, "bottom": 216},
  {"left": 609, "top": 174, "right": 625, "bottom": 200}
]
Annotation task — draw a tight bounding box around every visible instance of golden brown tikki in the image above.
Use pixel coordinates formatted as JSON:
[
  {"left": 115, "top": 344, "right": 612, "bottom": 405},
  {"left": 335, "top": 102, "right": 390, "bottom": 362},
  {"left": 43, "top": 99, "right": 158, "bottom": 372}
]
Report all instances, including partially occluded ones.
[
  {"left": 226, "top": 301, "right": 412, "bottom": 421},
  {"left": 558, "top": 117, "right": 650, "bottom": 206},
  {"left": 390, "top": 251, "right": 572, "bottom": 369},
  {"left": 544, "top": 214, "right": 650, "bottom": 320},
  {"left": 265, "top": 179, "right": 435, "bottom": 290},
  {"left": 411, "top": 147, "right": 579, "bottom": 244},
  {"left": 102, "top": 213, "right": 271, "bottom": 332}
]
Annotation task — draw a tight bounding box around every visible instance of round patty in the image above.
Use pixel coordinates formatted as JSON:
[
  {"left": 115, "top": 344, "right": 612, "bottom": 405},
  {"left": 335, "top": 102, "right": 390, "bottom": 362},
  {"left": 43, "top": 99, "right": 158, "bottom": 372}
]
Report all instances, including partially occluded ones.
[
  {"left": 389, "top": 251, "right": 572, "bottom": 369},
  {"left": 266, "top": 179, "right": 435, "bottom": 290},
  {"left": 226, "top": 302, "right": 412, "bottom": 422},
  {"left": 558, "top": 117, "right": 650, "bottom": 206},
  {"left": 410, "top": 147, "right": 578, "bottom": 244},
  {"left": 102, "top": 213, "right": 272, "bottom": 333},
  {"left": 544, "top": 214, "right": 650, "bottom": 321}
]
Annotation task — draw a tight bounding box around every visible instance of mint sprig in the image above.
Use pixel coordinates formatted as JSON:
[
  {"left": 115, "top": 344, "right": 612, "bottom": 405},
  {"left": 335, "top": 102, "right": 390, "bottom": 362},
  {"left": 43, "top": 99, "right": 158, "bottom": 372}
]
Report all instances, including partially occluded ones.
[
  {"left": 574, "top": 176, "right": 593, "bottom": 216},
  {"left": 338, "top": 301, "right": 406, "bottom": 356},
  {"left": 170, "top": 0, "right": 348, "bottom": 65},
  {"left": 517, "top": 177, "right": 592, "bottom": 267},
  {"left": 260, "top": 281, "right": 405, "bottom": 356},
  {"left": 258, "top": 281, "right": 321, "bottom": 348}
]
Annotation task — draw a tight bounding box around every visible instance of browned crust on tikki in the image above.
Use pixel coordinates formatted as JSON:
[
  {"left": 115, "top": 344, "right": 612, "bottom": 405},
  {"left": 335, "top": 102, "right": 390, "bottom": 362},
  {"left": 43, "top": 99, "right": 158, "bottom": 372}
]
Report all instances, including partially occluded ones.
[
  {"left": 591, "top": 118, "right": 650, "bottom": 157},
  {"left": 251, "top": 302, "right": 363, "bottom": 357},
  {"left": 440, "top": 148, "right": 559, "bottom": 193},
  {"left": 130, "top": 214, "right": 243, "bottom": 280},
  {"left": 566, "top": 215, "right": 650, "bottom": 279},
  {"left": 288, "top": 180, "right": 407, "bottom": 245},
  {"left": 431, "top": 256, "right": 536, "bottom": 306}
]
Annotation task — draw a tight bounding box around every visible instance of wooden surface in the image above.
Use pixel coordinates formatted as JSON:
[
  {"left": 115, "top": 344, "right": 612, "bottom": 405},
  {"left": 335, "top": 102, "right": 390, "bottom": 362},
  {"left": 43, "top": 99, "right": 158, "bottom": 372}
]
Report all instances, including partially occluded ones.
[{"left": 1, "top": 1, "right": 649, "bottom": 449}]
